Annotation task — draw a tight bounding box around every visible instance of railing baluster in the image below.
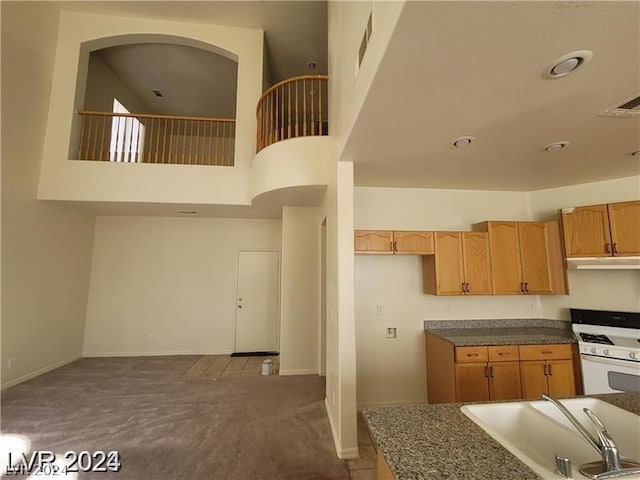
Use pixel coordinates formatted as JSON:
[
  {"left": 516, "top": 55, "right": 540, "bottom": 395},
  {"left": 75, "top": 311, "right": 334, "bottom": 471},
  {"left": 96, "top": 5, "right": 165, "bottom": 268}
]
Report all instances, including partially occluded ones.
[
  {"left": 311, "top": 79, "right": 315, "bottom": 136},
  {"left": 78, "top": 115, "right": 86, "bottom": 159},
  {"left": 296, "top": 81, "right": 299, "bottom": 137},
  {"left": 319, "top": 78, "right": 323, "bottom": 135},
  {"left": 288, "top": 83, "right": 292, "bottom": 139},
  {"left": 303, "top": 78, "right": 307, "bottom": 136},
  {"left": 86, "top": 115, "right": 94, "bottom": 160}
]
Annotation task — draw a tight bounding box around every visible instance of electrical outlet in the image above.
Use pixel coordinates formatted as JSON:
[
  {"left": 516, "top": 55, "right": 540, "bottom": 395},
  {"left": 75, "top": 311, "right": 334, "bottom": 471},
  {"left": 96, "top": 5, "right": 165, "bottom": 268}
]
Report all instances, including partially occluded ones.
[
  {"left": 386, "top": 327, "right": 397, "bottom": 339},
  {"left": 376, "top": 304, "right": 384, "bottom": 316},
  {"left": 7, "top": 357, "right": 16, "bottom": 370},
  {"left": 445, "top": 303, "right": 452, "bottom": 313},
  {"left": 146, "top": 334, "right": 153, "bottom": 343}
]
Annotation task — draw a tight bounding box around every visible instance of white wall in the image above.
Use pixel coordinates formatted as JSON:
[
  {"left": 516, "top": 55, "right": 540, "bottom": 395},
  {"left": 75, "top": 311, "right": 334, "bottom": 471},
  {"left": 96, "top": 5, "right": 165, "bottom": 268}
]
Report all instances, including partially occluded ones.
[
  {"left": 328, "top": 1, "right": 405, "bottom": 156},
  {"left": 38, "top": 11, "right": 263, "bottom": 206},
  {"left": 354, "top": 186, "right": 538, "bottom": 407},
  {"left": 83, "top": 216, "right": 281, "bottom": 356},
  {"left": 84, "top": 54, "right": 148, "bottom": 113},
  {"left": 530, "top": 176, "right": 640, "bottom": 318},
  {"left": 280, "top": 207, "right": 322, "bottom": 375},
  {"left": 1, "top": 2, "right": 96, "bottom": 388}
]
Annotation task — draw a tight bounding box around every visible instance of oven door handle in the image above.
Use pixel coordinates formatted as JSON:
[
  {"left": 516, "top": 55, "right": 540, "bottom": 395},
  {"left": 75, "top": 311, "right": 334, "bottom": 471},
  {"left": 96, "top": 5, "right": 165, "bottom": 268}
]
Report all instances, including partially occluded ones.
[{"left": 581, "top": 354, "right": 637, "bottom": 368}]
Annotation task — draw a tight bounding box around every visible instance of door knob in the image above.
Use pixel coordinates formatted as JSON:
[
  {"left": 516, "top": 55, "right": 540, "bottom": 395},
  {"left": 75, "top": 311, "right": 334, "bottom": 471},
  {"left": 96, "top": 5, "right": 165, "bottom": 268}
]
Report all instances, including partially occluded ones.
[{"left": 237, "top": 305, "right": 243, "bottom": 309}]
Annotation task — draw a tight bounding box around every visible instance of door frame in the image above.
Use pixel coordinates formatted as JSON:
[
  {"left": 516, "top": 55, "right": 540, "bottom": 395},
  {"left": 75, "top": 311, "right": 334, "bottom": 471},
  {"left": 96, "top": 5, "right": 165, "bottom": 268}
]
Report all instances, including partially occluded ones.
[{"left": 234, "top": 249, "right": 281, "bottom": 354}]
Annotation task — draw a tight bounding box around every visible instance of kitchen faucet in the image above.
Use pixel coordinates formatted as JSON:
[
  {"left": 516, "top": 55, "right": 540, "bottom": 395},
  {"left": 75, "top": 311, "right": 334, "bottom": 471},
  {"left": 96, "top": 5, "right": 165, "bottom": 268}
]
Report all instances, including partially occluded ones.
[{"left": 542, "top": 395, "right": 640, "bottom": 480}]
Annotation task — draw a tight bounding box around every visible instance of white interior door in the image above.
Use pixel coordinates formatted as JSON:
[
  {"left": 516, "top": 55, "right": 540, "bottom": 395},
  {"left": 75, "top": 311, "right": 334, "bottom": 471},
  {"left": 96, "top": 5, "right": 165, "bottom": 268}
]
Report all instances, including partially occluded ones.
[{"left": 235, "top": 251, "right": 280, "bottom": 353}]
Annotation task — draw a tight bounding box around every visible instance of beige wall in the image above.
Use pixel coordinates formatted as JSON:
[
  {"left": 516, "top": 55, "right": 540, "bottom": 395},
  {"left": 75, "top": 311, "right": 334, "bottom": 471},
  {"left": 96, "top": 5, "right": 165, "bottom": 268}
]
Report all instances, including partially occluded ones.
[
  {"left": 328, "top": 1, "right": 405, "bottom": 156},
  {"left": 280, "top": 207, "right": 322, "bottom": 375},
  {"left": 84, "top": 54, "right": 148, "bottom": 113},
  {"left": 531, "top": 176, "right": 640, "bottom": 318},
  {"left": 1, "top": 2, "right": 96, "bottom": 388},
  {"left": 38, "top": 11, "right": 263, "bottom": 206},
  {"left": 83, "top": 216, "right": 281, "bottom": 356},
  {"left": 354, "top": 186, "right": 537, "bottom": 407}
]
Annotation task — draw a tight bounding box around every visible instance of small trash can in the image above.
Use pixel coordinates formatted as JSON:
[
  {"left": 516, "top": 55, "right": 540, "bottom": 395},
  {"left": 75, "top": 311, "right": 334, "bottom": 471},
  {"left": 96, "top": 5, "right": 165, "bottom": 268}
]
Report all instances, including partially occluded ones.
[{"left": 261, "top": 359, "right": 274, "bottom": 376}]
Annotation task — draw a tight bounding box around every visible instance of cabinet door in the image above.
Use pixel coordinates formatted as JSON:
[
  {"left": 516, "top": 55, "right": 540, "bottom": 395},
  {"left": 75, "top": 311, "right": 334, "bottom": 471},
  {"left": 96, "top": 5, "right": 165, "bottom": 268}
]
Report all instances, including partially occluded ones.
[
  {"left": 462, "top": 232, "right": 492, "bottom": 295},
  {"left": 433, "top": 232, "right": 464, "bottom": 295},
  {"left": 354, "top": 230, "right": 393, "bottom": 254},
  {"left": 560, "top": 205, "right": 611, "bottom": 257},
  {"left": 394, "top": 231, "right": 434, "bottom": 254},
  {"left": 520, "top": 360, "right": 548, "bottom": 400},
  {"left": 486, "top": 222, "right": 522, "bottom": 294},
  {"left": 608, "top": 201, "right": 640, "bottom": 256},
  {"left": 455, "top": 363, "right": 490, "bottom": 402},
  {"left": 546, "top": 359, "right": 576, "bottom": 398},
  {"left": 518, "top": 222, "right": 552, "bottom": 294},
  {"left": 489, "top": 362, "right": 522, "bottom": 401}
]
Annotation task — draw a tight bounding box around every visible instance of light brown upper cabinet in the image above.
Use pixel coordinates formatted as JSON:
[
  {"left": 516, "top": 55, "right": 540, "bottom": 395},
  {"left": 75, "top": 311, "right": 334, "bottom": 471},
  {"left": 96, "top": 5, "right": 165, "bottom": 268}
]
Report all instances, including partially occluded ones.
[
  {"left": 354, "top": 230, "right": 434, "bottom": 255},
  {"left": 423, "top": 232, "right": 492, "bottom": 295},
  {"left": 354, "top": 230, "right": 394, "bottom": 254},
  {"left": 561, "top": 201, "right": 640, "bottom": 257},
  {"left": 475, "top": 221, "right": 556, "bottom": 295}
]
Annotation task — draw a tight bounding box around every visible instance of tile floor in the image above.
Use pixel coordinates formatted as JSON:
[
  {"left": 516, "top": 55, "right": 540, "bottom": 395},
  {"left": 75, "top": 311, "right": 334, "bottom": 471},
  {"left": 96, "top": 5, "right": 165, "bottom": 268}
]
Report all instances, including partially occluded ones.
[
  {"left": 347, "top": 412, "right": 377, "bottom": 480},
  {"left": 182, "top": 354, "right": 280, "bottom": 380}
]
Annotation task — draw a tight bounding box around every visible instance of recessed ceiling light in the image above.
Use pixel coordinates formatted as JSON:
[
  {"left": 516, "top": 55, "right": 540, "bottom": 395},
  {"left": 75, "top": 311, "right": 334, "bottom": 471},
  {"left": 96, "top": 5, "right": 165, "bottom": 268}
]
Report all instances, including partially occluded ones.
[
  {"left": 453, "top": 136, "right": 475, "bottom": 148},
  {"left": 307, "top": 61, "right": 317, "bottom": 70},
  {"left": 631, "top": 149, "right": 640, "bottom": 157},
  {"left": 545, "top": 141, "right": 571, "bottom": 152},
  {"left": 542, "top": 50, "right": 593, "bottom": 79}
]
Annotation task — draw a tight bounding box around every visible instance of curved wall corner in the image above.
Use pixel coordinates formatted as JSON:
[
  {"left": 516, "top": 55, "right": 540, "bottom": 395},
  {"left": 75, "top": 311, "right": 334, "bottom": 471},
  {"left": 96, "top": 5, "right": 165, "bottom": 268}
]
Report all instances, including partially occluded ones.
[{"left": 252, "top": 136, "right": 333, "bottom": 207}]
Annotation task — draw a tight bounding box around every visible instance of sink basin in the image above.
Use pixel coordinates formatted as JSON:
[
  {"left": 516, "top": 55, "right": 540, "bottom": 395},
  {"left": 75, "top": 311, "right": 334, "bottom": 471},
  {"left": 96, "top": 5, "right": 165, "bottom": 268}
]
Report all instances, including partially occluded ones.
[{"left": 461, "top": 398, "right": 640, "bottom": 480}]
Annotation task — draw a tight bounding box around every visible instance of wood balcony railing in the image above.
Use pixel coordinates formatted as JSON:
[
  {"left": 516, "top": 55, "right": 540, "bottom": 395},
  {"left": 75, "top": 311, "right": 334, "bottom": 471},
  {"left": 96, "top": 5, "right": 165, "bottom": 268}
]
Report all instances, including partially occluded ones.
[
  {"left": 256, "top": 75, "right": 328, "bottom": 152},
  {"left": 76, "top": 111, "right": 236, "bottom": 166}
]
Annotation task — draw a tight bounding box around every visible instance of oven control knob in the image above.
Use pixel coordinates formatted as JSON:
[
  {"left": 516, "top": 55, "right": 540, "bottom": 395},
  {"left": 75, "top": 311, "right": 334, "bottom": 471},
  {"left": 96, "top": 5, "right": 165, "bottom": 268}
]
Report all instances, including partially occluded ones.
[
  {"left": 631, "top": 352, "right": 637, "bottom": 360},
  {"left": 603, "top": 349, "right": 610, "bottom": 356},
  {"left": 591, "top": 348, "right": 597, "bottom": 354}
]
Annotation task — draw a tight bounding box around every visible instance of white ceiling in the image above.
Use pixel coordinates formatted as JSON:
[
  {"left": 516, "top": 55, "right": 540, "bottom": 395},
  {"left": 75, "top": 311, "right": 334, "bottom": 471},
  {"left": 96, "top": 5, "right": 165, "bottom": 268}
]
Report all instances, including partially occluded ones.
[
  {"left": 344, "top": 1, "right": 640, "bottom": 191},
  {"left": 57, "top": 1, "right": 327, "bottom": 83},
  {"left": 95, "top": 44, "right": 238, "bottom": 118}
]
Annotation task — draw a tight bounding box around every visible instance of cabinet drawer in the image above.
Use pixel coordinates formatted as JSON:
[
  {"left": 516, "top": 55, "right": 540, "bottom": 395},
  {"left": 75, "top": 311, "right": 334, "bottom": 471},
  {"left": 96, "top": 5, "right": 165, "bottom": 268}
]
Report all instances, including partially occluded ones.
[
  {"left": 519, "top": 344, "right": 572, "bottom": 361},
  {"left": 488, "top": 345, "right": 520, "bottom": 362},
  {"left": 455, "top": 346, "right": 488, "bottom": 363}
]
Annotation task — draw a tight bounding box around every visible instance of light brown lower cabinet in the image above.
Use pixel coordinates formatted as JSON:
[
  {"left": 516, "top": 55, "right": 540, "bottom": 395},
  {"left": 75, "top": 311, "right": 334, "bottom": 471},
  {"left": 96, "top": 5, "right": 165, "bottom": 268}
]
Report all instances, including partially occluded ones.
[
  {"left": 376, "top": 451, "right": 394, "bottom": 480},
  {"left": 519, "top": 344, "right": 576, "bottom": 399},
  {"left": 426, "top": 333, "right": 577, "bottom": 404}
]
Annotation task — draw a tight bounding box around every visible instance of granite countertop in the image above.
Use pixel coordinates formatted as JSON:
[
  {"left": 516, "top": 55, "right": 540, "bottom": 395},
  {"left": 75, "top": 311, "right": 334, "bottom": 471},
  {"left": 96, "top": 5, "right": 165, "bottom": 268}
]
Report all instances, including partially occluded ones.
[
  {"left": 363, "top": 393, "right": 640, "bottom": 480},
  {"left": 424, "top": 318, "right": 577, "bottom": 346}
]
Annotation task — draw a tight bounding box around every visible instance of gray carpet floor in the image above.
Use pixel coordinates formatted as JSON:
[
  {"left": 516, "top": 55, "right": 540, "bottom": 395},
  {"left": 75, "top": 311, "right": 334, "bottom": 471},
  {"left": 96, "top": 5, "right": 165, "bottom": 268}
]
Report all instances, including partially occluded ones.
[{"left": 1, "top": 356, "right": 350, "bottom": 479}]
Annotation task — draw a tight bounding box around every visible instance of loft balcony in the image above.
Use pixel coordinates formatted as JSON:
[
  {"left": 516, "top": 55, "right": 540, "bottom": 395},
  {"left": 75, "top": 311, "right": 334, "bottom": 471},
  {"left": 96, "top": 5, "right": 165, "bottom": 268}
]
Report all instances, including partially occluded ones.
[{"left": 76, "top": 110, "right": 235, "bottom": 166}]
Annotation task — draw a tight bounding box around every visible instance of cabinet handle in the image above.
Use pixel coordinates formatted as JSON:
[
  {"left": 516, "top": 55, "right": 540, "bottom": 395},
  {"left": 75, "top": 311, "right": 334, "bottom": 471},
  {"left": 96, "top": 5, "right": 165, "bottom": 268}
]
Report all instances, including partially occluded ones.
[
  {"left": 542, "top": 350, "right": 552, "bottom": 354},
  {"left": 466, "top": 283, "right": 471, "bottom": 293},
  {"left": 548, "top": 364, "right": 553, "bottom": 376},
  {"left": 498, "top": 352, "right": 509, "bottom": 356},
  {"left": 612, "top": 243, "right": 618, "bottom": 255},
  {"left": 484, "top": 366, "right": 489, "bottom": 378},
  {"left": 524, "top": 282, "right": 529, "bottom": 293},
  {"left": 543, "top": 364, "right": 548, "bottom": 376},
  {"left": 489, "top": 365, "right": 494, "bottom": 378},
  {"left": 467, "top": 353, "right": 479, "bottom": 357},
  {"left": 520, "top": 282, "right": 524, "bottom": 293},
  {"left": 605, "top": 243, "right": 611, "bottom": 254},
  {"left": 461, "top": 282, "right": 466, "bottom": 294}
]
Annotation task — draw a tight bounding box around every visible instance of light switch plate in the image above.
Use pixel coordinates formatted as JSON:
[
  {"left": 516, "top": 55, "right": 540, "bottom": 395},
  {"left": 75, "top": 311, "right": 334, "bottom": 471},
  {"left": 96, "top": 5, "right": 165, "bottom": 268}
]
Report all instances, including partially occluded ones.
[{"left": 386, "top": 327, "right": 397, "bottom": 339}]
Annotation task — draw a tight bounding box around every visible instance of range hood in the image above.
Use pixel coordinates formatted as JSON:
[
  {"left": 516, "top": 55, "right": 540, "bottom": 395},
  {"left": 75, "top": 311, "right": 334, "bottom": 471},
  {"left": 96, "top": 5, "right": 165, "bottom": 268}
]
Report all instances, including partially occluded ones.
[{"left": 566, "top": 256, "right": 640, "bottom": 270}]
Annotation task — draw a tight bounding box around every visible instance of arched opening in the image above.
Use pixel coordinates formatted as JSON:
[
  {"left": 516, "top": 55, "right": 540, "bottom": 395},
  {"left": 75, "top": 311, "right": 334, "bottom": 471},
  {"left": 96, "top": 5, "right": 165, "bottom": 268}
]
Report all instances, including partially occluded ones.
[{"left": 71, "top": 34, "right": 238, "bottom": 166}]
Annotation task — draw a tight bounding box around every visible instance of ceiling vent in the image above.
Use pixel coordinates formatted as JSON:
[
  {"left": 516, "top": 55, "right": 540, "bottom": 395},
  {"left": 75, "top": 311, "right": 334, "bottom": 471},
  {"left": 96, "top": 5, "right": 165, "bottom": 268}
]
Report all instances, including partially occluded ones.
[{"left": 599, "top": 93, "right": 640, "bottom": 118}]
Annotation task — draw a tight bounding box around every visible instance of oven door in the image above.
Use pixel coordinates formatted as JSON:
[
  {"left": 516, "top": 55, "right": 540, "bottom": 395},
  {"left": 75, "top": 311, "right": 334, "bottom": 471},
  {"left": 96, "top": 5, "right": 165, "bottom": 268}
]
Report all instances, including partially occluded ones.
[{"left": 580, "top": 354, "right": 640, "bottom": 395}]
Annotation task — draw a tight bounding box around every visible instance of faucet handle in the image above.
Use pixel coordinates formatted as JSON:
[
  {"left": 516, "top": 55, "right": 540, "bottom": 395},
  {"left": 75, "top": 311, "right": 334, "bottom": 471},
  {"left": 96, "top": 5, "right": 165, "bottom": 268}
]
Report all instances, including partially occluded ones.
[
  {"left": 583, "top": 408, "right": 622, "bottom": 472},
  {"left": 555, "top": 453, "right": 573, "bottom": 479}
]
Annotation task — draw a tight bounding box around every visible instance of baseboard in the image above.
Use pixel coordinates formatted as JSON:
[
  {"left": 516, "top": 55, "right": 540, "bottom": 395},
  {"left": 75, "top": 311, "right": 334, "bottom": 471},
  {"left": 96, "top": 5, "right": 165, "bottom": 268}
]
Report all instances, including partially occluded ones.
[
  {"left": 1, "top": 354, "right": 81, "bottom": 390},
  {"left": 278, "top": 369, "right": 319, "bottom": 376},
  {"left": 324, "top": 398, "right": 360, "bottom": 459},
  {"left": 82, "top": 350, "right": 233, "bottom": 358}
]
